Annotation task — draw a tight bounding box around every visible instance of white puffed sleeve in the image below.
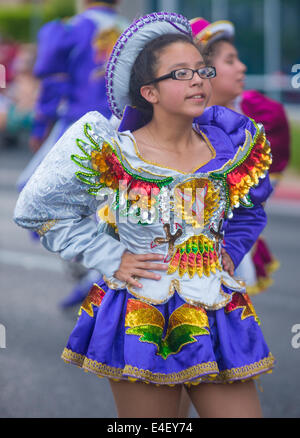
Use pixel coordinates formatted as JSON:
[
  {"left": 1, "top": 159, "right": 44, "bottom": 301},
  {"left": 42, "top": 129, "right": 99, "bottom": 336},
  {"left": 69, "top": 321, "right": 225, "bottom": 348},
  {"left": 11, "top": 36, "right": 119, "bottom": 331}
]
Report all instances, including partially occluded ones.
[{"left": 14, "top": 111, "right": 127, "bottom": 281}]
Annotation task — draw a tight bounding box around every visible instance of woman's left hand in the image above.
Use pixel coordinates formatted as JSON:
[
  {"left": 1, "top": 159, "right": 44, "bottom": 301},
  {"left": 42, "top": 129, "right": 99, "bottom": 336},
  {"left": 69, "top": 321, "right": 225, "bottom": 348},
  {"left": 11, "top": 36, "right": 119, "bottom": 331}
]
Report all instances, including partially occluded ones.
[{"left": 221, "top": 248, "right": 235, "bottom": 276}]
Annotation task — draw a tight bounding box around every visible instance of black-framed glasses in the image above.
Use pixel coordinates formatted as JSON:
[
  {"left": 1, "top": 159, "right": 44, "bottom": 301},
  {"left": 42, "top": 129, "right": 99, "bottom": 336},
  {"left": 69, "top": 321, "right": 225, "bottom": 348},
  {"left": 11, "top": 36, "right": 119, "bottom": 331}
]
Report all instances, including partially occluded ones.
[{"left": 143, "top": 66, "right": 216, "bottom": 86}]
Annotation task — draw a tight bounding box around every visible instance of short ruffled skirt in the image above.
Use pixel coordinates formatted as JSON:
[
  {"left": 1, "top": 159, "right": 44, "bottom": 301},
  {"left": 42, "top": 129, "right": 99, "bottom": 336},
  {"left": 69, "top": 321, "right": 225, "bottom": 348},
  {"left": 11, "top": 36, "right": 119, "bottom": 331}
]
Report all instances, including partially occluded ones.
[{"left": 61, "top": 279, "right": 275, "bottom": 386}]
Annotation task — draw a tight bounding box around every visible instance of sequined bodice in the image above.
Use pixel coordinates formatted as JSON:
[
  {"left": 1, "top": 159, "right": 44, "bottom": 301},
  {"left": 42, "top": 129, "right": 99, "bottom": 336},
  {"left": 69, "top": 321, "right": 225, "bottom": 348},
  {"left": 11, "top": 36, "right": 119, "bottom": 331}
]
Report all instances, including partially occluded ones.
[{"left": 14, "top": 109, "right": 272, "bottom": 309}]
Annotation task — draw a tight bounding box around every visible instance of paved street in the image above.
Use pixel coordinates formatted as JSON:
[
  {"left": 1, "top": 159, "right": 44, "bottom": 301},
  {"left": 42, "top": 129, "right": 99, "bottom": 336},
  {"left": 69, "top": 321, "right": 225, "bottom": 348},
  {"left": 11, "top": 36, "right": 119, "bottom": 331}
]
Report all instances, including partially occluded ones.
[{"left": 0, "top": 144, "right": 300, "bottom": 418}]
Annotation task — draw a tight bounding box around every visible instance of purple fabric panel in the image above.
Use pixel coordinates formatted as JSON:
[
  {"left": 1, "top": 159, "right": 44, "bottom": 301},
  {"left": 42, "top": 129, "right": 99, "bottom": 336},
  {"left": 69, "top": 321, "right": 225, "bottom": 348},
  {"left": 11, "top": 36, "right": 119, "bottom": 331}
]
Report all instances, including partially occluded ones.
[
  {"left": 195, "top": 105, "right": 258, "bottom": 147},
  {"left": 65, "top": 283, "right": 272, "bottom": 380},
  {"left": 241, "top": 90, "right": 290, "bottom": 174},
  {"left": 223, "top": 204, "right": 268, "bottom": 269},
  {"left": 33, "top": 20, "right": 77, "bottom": 77},
  {"left": 118, "top": 105, "right": 152, "bottom": 132},
  {"left": 249, "top": 174, "right": 273, "bottom": 205},
  {"left": 31, "top": 76, "right": 70, "bottom": 138}
]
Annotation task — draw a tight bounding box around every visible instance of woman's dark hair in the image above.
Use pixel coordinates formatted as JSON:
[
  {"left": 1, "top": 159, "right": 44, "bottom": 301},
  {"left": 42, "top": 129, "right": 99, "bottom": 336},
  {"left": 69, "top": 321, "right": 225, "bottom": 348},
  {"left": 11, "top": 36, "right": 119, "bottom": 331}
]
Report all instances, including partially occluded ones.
[
  {"left": 201, "top": 37, "right": 234, "bottom": 65},
  {"left": 129, "top": 33, "right": 199, "bottom": 119}
]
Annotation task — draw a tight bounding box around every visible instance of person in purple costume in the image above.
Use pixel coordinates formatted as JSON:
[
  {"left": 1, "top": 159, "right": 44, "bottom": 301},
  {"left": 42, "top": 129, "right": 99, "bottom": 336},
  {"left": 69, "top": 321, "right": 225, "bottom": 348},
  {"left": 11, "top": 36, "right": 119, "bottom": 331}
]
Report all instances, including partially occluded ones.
[
  {"left": 16, "top": 0, "right": 128, "bottom": 307},
  {"left": 14, "top": 12, "right": 275, "bottom": 418},
  {"left": 18, "top": 0, "right": 127, "bottom": 190}
]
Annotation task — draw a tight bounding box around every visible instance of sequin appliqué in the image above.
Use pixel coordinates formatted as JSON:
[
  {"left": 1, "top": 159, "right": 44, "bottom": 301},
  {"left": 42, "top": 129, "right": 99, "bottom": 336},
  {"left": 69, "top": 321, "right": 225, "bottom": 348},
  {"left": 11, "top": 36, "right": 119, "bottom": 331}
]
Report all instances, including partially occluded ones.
[
  {"left": 78, "top": 284, "right": 106, "bottom": 318},
  {"left": 125, "top": 299, "right": 210, "bottom": 359}
]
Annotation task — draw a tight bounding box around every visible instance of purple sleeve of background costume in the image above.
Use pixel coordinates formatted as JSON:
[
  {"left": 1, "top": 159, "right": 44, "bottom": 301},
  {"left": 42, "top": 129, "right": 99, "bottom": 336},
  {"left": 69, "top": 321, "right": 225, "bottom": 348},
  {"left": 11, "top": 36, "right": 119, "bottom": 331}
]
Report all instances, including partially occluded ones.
[
  {"left": 31, "top": 76, "right": 70, "bottom": 139},
  {"left": 33, "top": 20, "right": 77, "bottom": 77}
]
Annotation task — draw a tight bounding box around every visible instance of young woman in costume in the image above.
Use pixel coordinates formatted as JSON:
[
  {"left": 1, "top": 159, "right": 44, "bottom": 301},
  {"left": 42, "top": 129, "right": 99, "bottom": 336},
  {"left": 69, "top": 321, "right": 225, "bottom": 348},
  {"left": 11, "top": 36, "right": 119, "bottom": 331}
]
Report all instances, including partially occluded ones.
[
  {"left": 190, "top": 17, "right": 290, "bottom": 296},
  {"left": 14, "top": 12, "right": 275, "bottom": 418}
]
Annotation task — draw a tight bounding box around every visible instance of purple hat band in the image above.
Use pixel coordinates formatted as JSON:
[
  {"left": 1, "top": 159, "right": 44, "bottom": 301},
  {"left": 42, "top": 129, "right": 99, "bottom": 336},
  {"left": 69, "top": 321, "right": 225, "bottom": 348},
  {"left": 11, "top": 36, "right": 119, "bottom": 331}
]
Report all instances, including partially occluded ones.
[{"left": 105, "top": 12, "right": 192, "bottom": 119}]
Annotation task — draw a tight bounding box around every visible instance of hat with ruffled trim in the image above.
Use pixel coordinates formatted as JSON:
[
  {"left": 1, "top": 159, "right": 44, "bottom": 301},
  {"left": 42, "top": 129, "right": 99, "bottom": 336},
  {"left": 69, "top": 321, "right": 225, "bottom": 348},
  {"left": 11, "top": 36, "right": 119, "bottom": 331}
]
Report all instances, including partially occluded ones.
[
  {"left": 105, "top": 12, "right": 192, "bottom": 119},
  {"left": 189, "top": 17, "right": 234, "bottom": 47}
]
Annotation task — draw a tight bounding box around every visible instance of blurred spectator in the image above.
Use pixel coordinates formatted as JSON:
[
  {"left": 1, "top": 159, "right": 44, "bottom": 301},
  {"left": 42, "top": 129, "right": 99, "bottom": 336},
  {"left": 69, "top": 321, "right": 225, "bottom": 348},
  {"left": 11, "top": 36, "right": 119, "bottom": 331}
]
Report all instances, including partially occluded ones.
[
  {"left": 0, "top": 43, "right": 38, "bottom": 148},
  {"left": 0, "top": 35, "right": 20, "bottom": 85}
]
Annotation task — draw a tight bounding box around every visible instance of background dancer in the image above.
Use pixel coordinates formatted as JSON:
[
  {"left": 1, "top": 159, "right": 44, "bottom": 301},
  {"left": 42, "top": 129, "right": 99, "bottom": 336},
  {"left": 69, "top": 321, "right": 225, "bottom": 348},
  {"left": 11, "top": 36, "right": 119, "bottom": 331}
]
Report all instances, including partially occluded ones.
[{"left": 190, "top": 17, "right": 290, "bottom": 296}]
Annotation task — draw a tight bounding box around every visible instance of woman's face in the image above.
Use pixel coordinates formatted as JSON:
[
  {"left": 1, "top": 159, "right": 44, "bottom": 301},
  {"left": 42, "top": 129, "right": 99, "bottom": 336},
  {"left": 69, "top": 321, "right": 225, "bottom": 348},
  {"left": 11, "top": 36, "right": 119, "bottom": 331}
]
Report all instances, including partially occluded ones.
[
  {"left": 209, "top": 41, "right": 247, "bottom": 104},
  {"left": 145, "top": 42, "right": 212, "bottom": 119}
]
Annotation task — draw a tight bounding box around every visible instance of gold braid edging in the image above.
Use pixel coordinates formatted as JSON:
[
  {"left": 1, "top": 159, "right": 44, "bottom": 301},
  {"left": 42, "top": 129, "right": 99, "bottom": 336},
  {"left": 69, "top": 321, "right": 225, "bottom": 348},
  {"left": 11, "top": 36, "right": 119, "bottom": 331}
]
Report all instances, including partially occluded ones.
[
  {"left": 36, "top": 219, "right": 58, "bottom": 237},
  {"left": 61, "top": 348, "right": 275, "bottom": 386}
]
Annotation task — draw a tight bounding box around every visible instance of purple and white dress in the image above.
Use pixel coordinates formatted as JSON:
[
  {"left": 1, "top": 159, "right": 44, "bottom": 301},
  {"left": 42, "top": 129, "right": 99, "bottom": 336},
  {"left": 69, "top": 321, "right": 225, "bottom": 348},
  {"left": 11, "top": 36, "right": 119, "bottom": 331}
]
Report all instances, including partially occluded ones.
[{"left": 14, "top": 105, "right": 275, "bottom": 386}]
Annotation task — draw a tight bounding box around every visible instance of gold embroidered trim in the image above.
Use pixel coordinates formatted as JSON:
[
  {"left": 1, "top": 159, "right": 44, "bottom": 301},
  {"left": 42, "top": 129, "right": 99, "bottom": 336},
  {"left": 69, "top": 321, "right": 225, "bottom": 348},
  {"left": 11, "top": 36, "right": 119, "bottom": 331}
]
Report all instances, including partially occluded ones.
[
  {"left": 61, "top": 348, "right": 275, "bottom": 385},
  {"left": 212, "top": 130, "right": 252, "bottom": 173},
  {"left": 201, "top": 353, "right": 275, "bottom": 383},
  {"left": 62, "top": 347, "right": 218, "bottom": 383},
  {"left": 125, "top": 283, "right": 175, "bottom": 305},
  {"left": 173, "top": 278, "right": 233, "bottom": 310},
  {"left": 222, "top": 277, "right": 246, "bottom": 289},
  {"left": 103, "top": 275, "right": 124, "bottom": 290},
  {"left": 103, "top": 276, "right": 233, "bottom": 310},
  {"left": 36, "top": 219, "right": 58, "bottom": 237},
  {"left": 127, "top": 129, "right": 216, "bottom": 175},
  {"left": 100, "top": 373, "right": 269, "bottom": 387},
  {"left": 114, "top": 136, "right": 169, "bottom": 178}
]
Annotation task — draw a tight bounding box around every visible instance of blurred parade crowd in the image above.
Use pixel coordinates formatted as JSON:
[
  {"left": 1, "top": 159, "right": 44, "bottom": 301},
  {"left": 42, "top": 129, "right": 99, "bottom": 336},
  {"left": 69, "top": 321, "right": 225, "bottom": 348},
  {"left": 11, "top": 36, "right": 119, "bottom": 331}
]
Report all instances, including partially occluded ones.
[{"left": 0, "top": 39, "right": 38, "bottom": 149}]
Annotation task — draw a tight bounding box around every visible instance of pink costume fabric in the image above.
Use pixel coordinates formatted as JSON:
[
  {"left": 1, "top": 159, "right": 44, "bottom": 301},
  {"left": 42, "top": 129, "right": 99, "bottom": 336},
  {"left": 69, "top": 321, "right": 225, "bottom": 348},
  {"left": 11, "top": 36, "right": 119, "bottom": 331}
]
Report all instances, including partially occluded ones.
[
  {"left": 237, "top": 90, "right": 290, "bottom": 294},
  {"left": 241, "top": 90, "right": 290, "bottom": 178}
]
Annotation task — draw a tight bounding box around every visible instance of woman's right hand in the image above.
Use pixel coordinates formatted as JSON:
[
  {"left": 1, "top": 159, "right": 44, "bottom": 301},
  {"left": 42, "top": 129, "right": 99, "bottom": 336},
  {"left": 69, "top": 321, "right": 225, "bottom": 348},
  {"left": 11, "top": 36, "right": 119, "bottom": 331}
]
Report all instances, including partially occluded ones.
[{"left": 114, "top": 251, "right": 169, "bottom": 288}]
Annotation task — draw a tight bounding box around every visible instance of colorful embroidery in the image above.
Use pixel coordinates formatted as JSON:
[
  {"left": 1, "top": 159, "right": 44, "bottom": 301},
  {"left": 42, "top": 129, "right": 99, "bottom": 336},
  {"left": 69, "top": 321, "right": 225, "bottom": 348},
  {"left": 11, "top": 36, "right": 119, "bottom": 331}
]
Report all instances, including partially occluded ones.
[
  {"left": 78, "top": 284, "right": 106, "bottom": 318},
  {"left": 151, "top": 223, "right": 183, "bottom": 260},
  {"left": 167, "top": 235, "right": 222, "bottom": 278},
  {"left": 71, "top": 123, "right": 173, "bottom": 196},
  {"left": 211, "top": 122, "right": 272, "bottom": 216},
  {"left": 125, "top": 299, "right": 209, "bottom": 360},
  {"left": 225, "top": 292, "right": 260, "bottom": 324},
  {"left": 174, "top": 177, "right": 220, "bottom": 228}
]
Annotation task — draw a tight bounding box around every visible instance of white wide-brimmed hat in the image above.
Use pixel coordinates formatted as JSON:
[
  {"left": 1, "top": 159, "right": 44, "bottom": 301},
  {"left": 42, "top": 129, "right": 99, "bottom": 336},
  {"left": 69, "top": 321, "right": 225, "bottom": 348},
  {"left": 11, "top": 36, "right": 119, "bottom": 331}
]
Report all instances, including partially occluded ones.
[{"left": 105, "top": 12, "right": 192, "bottom": 119}]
